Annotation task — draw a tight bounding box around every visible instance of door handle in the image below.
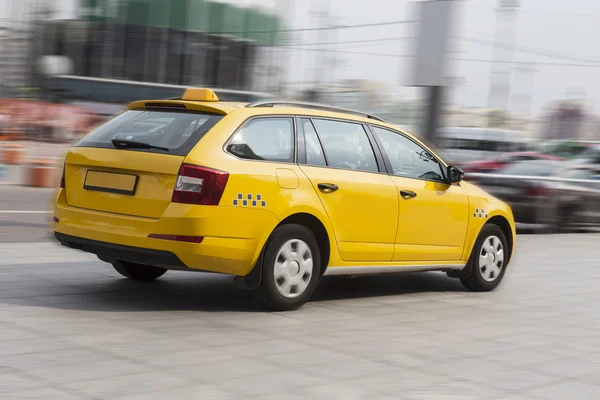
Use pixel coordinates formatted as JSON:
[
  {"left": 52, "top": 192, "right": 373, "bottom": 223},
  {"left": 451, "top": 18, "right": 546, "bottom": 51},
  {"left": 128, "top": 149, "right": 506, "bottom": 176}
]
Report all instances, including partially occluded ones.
[
  {"left": 400, "top": 190, "right": 417, "bottom": 199},
  {"left": 318, "top": 183, "right": 339, "bottom": 192}
]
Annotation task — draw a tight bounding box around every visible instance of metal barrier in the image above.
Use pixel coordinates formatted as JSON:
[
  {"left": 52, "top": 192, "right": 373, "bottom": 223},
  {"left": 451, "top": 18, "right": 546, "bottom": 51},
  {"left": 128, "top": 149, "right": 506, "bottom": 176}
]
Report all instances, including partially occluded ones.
[{"left": 465, "top": 172, "right": 600, "bottom": 185}]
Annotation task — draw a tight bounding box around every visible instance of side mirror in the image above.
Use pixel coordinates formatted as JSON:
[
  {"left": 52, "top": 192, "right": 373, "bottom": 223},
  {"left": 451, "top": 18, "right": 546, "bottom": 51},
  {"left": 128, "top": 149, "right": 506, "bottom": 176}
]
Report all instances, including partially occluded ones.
[{"left": 447, "top": 165, "right": 464, "bottom": 184}]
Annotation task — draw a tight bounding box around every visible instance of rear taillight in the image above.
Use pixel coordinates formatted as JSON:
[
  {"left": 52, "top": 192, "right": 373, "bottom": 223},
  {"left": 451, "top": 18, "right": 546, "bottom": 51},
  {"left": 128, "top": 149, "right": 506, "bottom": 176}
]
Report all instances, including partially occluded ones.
[
  {"left": 172, "top": 164, "right": 229, "bottom": 205},
  {"left": 60, "top": 166, "right": 65, "bottom": 188},
  {"left": 526, "top": 186, "right": 549, "bottom": 197}
]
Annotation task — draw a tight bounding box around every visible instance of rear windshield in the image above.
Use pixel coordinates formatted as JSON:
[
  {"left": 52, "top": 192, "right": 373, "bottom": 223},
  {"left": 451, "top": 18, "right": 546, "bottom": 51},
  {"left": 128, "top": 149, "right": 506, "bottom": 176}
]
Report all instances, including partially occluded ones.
[{"left": 76, "top": 109, "right": 224, "bottom": 155}]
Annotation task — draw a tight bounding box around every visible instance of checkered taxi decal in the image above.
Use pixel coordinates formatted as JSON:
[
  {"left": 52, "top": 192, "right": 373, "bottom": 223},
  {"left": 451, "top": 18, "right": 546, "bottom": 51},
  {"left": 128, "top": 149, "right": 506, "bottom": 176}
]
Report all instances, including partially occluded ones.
[
  {"left": 232, "top": 194, "right": 267, "bottom": 208},
  {"left": 474, "top": 208, "right": 488, "bottom": 219}
]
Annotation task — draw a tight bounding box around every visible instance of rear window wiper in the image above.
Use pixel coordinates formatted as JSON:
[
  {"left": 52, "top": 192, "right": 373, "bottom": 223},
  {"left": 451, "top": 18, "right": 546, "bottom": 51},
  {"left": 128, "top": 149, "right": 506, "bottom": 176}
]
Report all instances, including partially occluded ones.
[{"left": 111, "top": 138, "right": 169, "bottom": 152}]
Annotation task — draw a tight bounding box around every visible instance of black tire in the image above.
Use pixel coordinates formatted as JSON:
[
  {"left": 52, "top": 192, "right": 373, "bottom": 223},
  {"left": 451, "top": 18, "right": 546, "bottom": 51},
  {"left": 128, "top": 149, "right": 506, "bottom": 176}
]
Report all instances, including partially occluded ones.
[
  {"left": 460, "top": 224, "right": 509, "bottom": 292},
  {"left": 112, "top": 260, "right": 167, "bottom": 281},
  {"left": 253, "top": 224, "right": 321, "bottom": 311}
]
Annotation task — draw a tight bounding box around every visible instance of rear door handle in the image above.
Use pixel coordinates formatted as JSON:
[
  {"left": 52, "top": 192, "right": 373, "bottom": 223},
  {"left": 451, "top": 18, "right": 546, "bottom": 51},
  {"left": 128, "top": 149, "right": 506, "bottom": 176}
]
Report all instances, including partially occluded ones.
[
  {"left": 400, "top": 190, "right": 417, "bottom": 198},
  {"left": 318, "top": 183, "right": 339, "bottom": 192}
]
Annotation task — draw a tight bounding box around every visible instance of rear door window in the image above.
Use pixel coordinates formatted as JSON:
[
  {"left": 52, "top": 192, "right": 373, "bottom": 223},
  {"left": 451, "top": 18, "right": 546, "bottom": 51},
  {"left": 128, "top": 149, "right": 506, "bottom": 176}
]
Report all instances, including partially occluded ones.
[
  {"left": 76, "top": 109, "right": 224, "bottom": 155},
  {"left": 312, "top": 119, "right": 379, "bottom": 173}
]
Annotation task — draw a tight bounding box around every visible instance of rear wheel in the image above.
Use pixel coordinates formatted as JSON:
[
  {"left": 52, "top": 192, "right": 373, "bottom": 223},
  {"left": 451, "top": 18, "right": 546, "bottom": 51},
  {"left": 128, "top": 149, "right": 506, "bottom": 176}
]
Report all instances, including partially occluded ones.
[
  {"left": 112, "top": 260, "right": 167, "bottom": 281},
  {"left": 253, "top": 224, "right": 321, "bottom": 311},
  {"left": 554, "top": 204, "right": 576, "bottom": 233},
  {"left": 460, "top": 224, "right": 508, "bottom": 292}
]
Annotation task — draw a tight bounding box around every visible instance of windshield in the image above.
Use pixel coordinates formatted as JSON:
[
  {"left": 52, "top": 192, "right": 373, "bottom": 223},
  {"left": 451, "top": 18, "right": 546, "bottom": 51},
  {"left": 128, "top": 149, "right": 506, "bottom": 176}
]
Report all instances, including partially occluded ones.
[
  {"left": 500, "top": 161, "right": 563, "bottom": 177},
  {"left": 76, "top": 109, "right": 223, "bottom": 155}
]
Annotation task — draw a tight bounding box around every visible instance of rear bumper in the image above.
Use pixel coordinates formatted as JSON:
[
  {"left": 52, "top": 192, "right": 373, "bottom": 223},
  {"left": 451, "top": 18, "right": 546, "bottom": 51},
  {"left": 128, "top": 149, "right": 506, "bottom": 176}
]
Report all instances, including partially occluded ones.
[
  {"left": 55, "top": 232, "right": 189, "bottom": 271},
  {"left": 53, "top": 189, "right": 280, "bottom": 276}
]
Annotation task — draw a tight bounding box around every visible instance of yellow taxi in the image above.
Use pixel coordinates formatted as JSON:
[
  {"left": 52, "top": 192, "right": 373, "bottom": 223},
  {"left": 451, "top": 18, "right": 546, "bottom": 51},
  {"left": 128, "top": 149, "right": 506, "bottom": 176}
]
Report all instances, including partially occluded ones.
[{"left": 54, "top": 88, "right": 516, "bottom": 311}]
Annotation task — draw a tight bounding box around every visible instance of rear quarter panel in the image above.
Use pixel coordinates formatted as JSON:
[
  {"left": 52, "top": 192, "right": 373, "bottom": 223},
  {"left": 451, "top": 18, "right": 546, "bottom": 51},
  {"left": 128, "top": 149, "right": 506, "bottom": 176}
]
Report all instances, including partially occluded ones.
[{"left": 184, "top": 109, "right": 339, "bottom": 270}]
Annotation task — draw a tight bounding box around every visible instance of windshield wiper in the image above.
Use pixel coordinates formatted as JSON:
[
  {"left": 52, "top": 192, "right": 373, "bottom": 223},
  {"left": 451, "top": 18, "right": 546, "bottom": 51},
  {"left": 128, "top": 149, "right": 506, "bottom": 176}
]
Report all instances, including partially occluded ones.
[
  {"left": 418, "top": 151, "right": 439, "bottom": 163},
  {"left": 111, "top": 138, "right": 169, "bottom": 152}
]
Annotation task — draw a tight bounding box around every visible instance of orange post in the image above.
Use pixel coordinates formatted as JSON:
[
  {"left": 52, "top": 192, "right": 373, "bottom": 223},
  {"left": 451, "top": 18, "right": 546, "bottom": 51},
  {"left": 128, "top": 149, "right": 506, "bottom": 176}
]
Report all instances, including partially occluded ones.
[
  {"left": 28, "top": 159, "right": 59, "bottom": 188},
  {"left": 2, "top": 144, "right": 26, "bottom": 165}
]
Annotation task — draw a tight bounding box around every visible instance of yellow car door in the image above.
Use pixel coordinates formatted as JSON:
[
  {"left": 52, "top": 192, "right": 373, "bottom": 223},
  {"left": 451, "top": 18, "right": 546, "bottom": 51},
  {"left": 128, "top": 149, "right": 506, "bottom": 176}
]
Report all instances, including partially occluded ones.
[
  {"left": 370, "top": 125, "right": 469, "bottom": 262},
  {"left": 298, "top": 118, "right": 398, "bottom": 262}
]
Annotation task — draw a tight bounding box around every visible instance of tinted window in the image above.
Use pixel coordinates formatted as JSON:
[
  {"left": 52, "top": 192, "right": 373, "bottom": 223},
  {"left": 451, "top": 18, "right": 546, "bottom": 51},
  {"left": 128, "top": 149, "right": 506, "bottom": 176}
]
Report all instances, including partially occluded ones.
[
  {"left": 312, "top": 119, "right": 378, "bottom": 173},
  {"left": 301, "top": 119, "right": 326, "bottom": 167},
  {"left": 76, "top": 110, "right": 222, "bottom": 155},
  {"left": 227, "top": 118, "right": 294, "bottom": 162},
  {"left": 372, "top": 126, "right": 445, "bottom": 182}
]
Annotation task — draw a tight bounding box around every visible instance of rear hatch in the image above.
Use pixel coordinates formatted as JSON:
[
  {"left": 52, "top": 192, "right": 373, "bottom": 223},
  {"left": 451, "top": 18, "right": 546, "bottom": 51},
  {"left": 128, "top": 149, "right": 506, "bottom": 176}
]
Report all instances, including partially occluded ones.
[{"left": 64, "top": 107, "right": 223, "bottom": 218}]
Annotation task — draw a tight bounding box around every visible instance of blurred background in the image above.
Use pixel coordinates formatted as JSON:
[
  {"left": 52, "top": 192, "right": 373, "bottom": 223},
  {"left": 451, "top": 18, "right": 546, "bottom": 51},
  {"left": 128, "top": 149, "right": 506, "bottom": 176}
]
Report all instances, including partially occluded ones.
[
  {"left": 1, "top": 0, "right": 600, "bottom": 232},
  {"left": 1, "top": 2, "right": 600, "bottom": 399}
]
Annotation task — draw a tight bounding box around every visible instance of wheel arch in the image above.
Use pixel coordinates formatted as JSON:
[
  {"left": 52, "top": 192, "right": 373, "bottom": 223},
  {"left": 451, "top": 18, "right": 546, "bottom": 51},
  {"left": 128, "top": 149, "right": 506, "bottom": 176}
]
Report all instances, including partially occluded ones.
[
  {"left": 451, "top": 213, "right": 514, "bottom": 279},
  {"left": 234, "top": 210, "right": 335, "bottom": 289},
  {"left": 486, "top": 215, "right": 514, "bottom": 264},
  {"left": 276, "top": 212, "right": 332, "bottom": 276}
]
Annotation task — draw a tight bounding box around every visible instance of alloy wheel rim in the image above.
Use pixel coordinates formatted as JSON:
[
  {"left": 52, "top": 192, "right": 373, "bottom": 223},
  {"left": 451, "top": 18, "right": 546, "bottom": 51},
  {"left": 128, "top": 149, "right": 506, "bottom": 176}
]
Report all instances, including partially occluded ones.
[
  {"left": 479, "top": 235, "right": 504, "bottom": 282},
  {"left": 273, "top": 239, "right": 314, "bottom": 298}
]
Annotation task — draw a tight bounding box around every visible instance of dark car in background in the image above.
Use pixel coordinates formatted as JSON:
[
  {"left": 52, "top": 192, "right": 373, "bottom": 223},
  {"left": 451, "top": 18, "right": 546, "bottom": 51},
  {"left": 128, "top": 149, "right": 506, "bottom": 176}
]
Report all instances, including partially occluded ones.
[{"left": 472, "top": 160, "right": 600, "bottom": 232}]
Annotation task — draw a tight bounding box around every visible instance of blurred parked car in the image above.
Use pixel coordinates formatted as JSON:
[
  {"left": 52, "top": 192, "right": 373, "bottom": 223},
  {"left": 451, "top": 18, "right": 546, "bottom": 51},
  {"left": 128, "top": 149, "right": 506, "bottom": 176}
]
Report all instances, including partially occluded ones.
[
  {"left": 536, "top": 139, "right": 600, "bottom": 160},
  {"left": 437, "top": 127, "right": 531, "bottom": 166},
  {"left": 462, "top": 151, "right": 563, "bottom": 173},
  {"left": 472, "top": 160, "right": 600, "bottom": 232}
]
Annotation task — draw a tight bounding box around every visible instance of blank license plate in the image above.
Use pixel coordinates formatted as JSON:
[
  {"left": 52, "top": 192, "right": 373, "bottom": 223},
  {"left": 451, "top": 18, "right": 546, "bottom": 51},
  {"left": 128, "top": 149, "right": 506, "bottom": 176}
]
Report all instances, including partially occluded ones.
[{"left": 84, "top": 170, "right": 138, "bottom": 196}]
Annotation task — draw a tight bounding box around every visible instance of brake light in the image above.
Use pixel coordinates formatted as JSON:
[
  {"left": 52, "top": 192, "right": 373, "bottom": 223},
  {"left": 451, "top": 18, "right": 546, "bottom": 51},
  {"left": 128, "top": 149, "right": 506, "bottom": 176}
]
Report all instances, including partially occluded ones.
[
  {"left": 172, "top": 164, "right": 229, "bottom": 205},
  {"left": 60, "top": 166, "right": 65, "bottom": 188}
]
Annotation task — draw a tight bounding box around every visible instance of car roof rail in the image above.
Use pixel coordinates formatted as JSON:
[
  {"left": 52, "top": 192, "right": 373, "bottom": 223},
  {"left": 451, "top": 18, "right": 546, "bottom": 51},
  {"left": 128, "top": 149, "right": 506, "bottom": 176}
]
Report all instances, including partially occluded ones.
[{"left": 245, "top": 100, "right": 386, "bottom": 123}]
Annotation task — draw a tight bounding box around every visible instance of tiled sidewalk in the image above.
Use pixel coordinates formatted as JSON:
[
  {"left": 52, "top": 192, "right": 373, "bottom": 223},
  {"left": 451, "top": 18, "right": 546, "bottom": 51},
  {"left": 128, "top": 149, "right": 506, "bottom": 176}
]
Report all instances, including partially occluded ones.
[{"left": 0, "top": 234, "right": 598, "bottom": 399}]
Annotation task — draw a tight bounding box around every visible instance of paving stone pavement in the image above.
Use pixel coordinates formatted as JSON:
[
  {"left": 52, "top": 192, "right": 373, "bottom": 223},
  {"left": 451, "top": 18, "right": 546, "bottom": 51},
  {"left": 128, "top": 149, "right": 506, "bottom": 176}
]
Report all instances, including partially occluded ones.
[{"left": 0, "top": 235, "right": 598, "bottom": 399}]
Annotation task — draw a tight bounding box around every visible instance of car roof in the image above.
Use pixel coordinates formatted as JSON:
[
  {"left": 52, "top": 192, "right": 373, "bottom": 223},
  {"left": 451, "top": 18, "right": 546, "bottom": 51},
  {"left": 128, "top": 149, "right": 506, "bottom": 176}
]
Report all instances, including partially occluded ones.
[{"left": 127, "top": 99, "right": 399, "bottom": 130}]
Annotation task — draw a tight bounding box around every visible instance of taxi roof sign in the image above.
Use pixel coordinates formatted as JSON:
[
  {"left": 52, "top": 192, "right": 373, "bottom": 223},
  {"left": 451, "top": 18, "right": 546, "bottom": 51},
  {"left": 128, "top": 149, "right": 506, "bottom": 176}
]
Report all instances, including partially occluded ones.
[{"left": 182, "top": 88, "right": 219, "bottom": 102}]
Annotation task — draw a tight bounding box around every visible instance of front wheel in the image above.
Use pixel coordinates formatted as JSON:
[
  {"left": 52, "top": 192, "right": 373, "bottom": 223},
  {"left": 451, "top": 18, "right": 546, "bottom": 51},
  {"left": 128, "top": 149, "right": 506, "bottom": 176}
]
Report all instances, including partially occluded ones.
[
  {"left": 112, "top": 260, "right": 167, "bottom": 281},
  {"left": 460, "top": 224, "right": 508, "bottom": 292},
  {"left": 253, "top": 224, "right": 321, "bottom": 311}
]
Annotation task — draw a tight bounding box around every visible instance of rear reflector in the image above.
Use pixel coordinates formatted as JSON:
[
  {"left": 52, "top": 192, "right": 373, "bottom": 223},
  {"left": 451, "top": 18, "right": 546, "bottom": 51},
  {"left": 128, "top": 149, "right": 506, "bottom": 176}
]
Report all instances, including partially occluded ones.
[
  {"left": 148, "top": 234, "right": 204, "bottom": 243},
  {"left": 172, "top": 164, "right": 229, "bottom": 205},
  {"left": 53, "top": 216, "right": 59, "bottom": 223}
]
